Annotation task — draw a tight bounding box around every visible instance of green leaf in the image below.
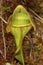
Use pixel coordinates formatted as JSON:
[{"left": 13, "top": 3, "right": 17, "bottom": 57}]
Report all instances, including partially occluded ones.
[{"left": 6, "top": 5, "right": 36, "bottom": 65}]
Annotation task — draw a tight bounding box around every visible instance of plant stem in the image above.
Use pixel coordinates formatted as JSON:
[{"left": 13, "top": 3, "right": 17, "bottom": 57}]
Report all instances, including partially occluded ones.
[
  {"left": 28, "top": 7, "right": 43, "bottom": 23},
  {"left": 0, "top": 0, "right": 6, "bottom": 60},
  {"left": 1, "top": 21, "right": 6, "bottom": 59},
  {"left": 0, "top": 50, "right": 4, "bottom": 58},
  {"left": 0, "top": 16, "right": 7, "bottom": 24}
]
